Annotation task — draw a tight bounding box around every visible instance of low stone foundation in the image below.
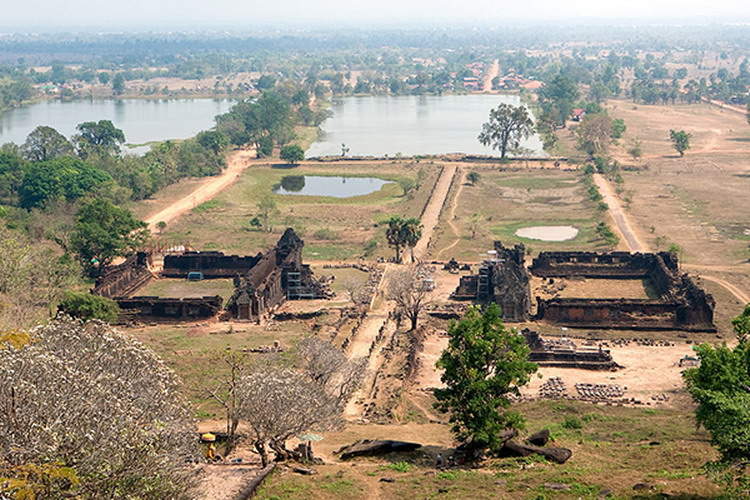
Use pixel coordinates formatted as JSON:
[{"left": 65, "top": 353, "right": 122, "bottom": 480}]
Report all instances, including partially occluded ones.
[{"left": 116, "top": 296, "right": 223, "bottom": 322}]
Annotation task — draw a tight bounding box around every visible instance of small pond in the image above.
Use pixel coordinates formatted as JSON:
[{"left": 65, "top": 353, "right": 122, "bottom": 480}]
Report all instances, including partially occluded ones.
[
  {"left": 515, "top": 225, "right": 579, "bottom": 242},
  {"left": 272, "top": 175, "right": 392, "bottom": 198}
]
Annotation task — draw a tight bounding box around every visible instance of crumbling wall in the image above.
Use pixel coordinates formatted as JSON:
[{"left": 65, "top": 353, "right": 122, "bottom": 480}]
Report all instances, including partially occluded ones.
[
  {"left": 93, "top": 252, "right": 153, "bottom": 299},
  {"left": 530, "top": 251, "right": 677, "bottom": 279},
  {"left": 531, "top": 250, "right": 716, "bottom": 332},
  {"left": 116, "top": 296, "right": 223, "bottom": 323},
  {"left": 450, "top": 241, "right": 531, "bottom": 322},
  {"left": 162, "top": 252, "right": 261, "bottom": 278}
]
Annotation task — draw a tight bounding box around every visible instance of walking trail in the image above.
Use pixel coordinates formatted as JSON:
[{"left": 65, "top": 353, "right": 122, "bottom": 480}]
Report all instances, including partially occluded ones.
[
  {"left": 345, "top": 164, "right": 459, "bottom": 418},
  {"left": 413, "top": 165, "right": 457, "bottom": 260},
  {"left": 593, "top": 173, "right": 646, "bottom": 252},
  {"left": 143, "top": 149, "right": 255, "bottom": 233},
  {"left": 595, "top": 174, "right": 749, "bottom": 305},
  {"left": 435, "top": 168, "right": 465, "bottom": 259}
]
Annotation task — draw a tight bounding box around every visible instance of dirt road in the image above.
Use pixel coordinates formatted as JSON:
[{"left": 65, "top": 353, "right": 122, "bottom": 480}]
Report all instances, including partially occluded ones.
[
  {"left": 482, "top": 59, "right": 500, "bottom": 92},
  {"left": 413, "top": 165, "right": 457, "bottom": 260},
  {"left": 435, "top": 168, "right": 465, "bottom": 259},
  {"left": 143, "top": 149, "right": 255, "bottom": 233},
  {"left": 593, "top": 173, "right": 647, "bottom": 252},
  {"left": 702, "top": 97, "right": 748, "bottom": 116}
]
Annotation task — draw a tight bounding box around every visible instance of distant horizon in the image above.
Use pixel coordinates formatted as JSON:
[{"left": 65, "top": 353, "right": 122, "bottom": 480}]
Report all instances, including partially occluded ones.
[
  {"left": 1, "top": 0, "right": 749, "bottom": 33},
  {"left": 2, "top": 17, "right": 750, "bottom": 35}
]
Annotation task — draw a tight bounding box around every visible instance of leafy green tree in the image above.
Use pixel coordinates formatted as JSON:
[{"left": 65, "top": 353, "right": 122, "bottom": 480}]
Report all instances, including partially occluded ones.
[
  {"left": 478, "top": 103, "right": 534, "bottom": 159},
  {"left": 435, "top": 304, "right": 537, "bottom": 452},
  {"left": 256, "top": 195, "right": 278, "bottom": 232},
  {"left": 256, "top": 136, "right": 274, "bottom": 158},
  {"left": 280, "top": 144, "right": 304, "bottom": 165},
  {"left": 112, "top": 73, "right": 125, "bottom": 95},
  {"left": 57, "top": 291, "right": 120, "bottom": 322},
  {"left": 627, "top": 138, "right": 643, "bottom": 161},
  {"left": 669, "top": 129, "right": 692, "bottom": 156},
  {"left": 70, "top": 199, "right": 149, "bottom": 276},
  {"left": 385, "top": 215, "right": 422, "bottom": 263},
  {"left": 467, "top": 171, "right": 480, "bottom": 185},
  {"left": 0, "top": 151, "right": 26, "bottom": 204},
  {"left": 280, "top": 175, "right": 305, "bottom": 192},
  {"left": 97, "top": 72, "right": 110, "bottom": 85},
  {"left": 196, "top": 130, "right": 229, "bottom": 155},
  {"left": 539, "top": 73, "right": 580, "bottom": 127},
  {"left": 610, "top": 118, "right": 627, "bottom": 139},
  {"left": 74, "top": 120, "right": 126, "bottom": 158},
  {"left": 256, "top": 75, "right": 276, "bottom": 90},
  {"left": 21, "top": 126, "right": 74, "bottom": 162},
  {"left": 683, "top": 305, "right": 750, "bottom": 496},
  {"left": 19, "top": 157, "right": 112, "bottom": 209}
]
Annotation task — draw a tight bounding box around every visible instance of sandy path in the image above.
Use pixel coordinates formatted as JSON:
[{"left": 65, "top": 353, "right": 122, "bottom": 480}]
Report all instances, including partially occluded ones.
[
  {"left": 699, "top": 275, "right": 750, "bottom": 304},
  {"left": 703, "top": 97, "right": 748, "bottom": 116},
  {"left": 435, "top": 168, "right": 465, "bottom": 259},
  {"left": 413, "top": 165, "right": 457, "bottom": 260},
  {"left": 143, "top": 149, "right": 255, "bottom": 232},
  {"left": 593, "top": 173, "right": 647, "bottom": 252},
  {"left": 482, "top": 59, "right": 500, "bottom": 92},
  {"left": 344, "top": 166, "right": 460, "bottom": 417}
]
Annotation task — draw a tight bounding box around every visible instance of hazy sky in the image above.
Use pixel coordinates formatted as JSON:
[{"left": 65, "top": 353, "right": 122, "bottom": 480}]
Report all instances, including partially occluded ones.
[{"left": 3, "top": 0, "right": 749, "bottom": 29}]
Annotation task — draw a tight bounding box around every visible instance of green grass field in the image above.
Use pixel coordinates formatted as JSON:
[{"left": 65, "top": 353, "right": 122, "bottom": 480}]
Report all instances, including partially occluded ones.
[{"left": 157, "top": 161, "right": 439, "bottom": 261}]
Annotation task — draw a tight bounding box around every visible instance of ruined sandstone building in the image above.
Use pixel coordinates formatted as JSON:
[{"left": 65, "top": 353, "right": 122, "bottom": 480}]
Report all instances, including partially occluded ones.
[
  {"left": 92, "top": 229, "right": 328, "bottom": 322},
  {"left": 453, "top": 241, "right": 716, "bottom": 332}
]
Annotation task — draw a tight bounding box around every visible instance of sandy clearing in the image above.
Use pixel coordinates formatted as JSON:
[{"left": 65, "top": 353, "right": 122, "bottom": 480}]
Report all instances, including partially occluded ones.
[
  {"left": 415, "top": 337, "right": 698, "bottom": 407},
  {"left": 143, "top": 148, "right": 255, "bottom": 233}
]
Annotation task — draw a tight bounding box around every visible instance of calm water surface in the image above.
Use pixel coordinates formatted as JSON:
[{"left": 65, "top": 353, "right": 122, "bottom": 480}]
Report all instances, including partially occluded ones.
[
  {"left": 0, "top": 98, "right": 234, "bottom": 152},
  {"left": 273, "top": 175, "right": 392, "bottom": 198},
  {"left": 307, "top": 95, "right": 545, "bottom": 157}
]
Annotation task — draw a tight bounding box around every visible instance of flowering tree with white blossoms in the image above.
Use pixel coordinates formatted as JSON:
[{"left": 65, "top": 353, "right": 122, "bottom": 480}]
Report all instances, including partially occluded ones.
[
  {"left": 238, "top": 338, "right": 365, "bottom": 466},
  {"left": 0, "top": 317, "right": 197, "bottom": 499}
]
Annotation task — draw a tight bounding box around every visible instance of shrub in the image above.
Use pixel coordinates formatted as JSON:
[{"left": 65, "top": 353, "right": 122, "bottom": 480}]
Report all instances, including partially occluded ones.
[
  {"left": 562, "top": 416, "right": 583, "bottom": 430},
  {"left": 313, "top": 228, "right": 339, "bottom": 240},
  {"left": 58, "top": 291, "right": 119, "bottom": 323}
]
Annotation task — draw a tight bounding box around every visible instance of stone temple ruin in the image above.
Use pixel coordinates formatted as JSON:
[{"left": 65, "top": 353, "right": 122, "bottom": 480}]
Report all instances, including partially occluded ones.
[
  {"left": 92, "top": 228, "right": 330, "bottom": 323},
  {"left": 521, "top": 329, "right": 620, "bottom": 370},
  {"left": 452, "top": 241, "right": 716, "bottom": 332},
  {"left": 452, "top": 242, "right": 532, "bottom": 322}
]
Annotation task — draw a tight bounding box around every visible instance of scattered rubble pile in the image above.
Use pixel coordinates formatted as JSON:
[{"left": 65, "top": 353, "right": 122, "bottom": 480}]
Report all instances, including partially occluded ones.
[
  {"left": 608, "top": 338, "right": 675, "bottom": 347},
  {"left": 243, "top": 341, "right": 283, "bottom": 354},
  {"left": 575, "top": 383, "right": 626, "bottom": 400},
  {"left": 538, "top": 377, "right": 567, "bottom": 399}
]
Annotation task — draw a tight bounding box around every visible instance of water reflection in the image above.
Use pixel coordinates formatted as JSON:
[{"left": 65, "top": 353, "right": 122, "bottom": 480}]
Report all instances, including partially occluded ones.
[
  {"left": 307, "top": 94, "right": 545, "bottom": 157},
  {"left": 273, "top": 175, "right": 391, "bottom": 198}
]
